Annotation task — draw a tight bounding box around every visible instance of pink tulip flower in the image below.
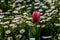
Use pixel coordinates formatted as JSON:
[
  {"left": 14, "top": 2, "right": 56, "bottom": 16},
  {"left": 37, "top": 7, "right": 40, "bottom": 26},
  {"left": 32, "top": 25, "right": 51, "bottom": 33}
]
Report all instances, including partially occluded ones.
[{"left": 32, "top": 11, "right": 40, "bottom": 22}]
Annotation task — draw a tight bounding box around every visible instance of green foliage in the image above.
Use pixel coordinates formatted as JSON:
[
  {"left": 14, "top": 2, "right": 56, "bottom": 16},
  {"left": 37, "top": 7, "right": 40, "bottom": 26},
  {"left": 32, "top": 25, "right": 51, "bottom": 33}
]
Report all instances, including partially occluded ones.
[
  {"left": 45, "top": 2, "right": 50, "bottom": 9},
  {"left": 54, "top": 1, "right": 60, "bottom": 8},
  {"left": 0, "top": 2, "right": 12, "bottom": 12}
]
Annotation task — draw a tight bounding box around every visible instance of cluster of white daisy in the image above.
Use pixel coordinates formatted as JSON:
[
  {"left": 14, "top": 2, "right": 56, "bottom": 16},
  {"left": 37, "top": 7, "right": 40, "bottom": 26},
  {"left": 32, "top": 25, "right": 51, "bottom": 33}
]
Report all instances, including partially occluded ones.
[{"left": 0, "top": 0, "right": 60, "bottom": 40}]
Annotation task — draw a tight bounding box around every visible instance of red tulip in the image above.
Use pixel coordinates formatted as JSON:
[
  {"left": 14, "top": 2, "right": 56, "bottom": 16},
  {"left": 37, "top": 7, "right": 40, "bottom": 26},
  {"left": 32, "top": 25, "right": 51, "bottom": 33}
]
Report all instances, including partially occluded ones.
[{"left": 32, "top": 11, "right": 40, "bottom": 22}]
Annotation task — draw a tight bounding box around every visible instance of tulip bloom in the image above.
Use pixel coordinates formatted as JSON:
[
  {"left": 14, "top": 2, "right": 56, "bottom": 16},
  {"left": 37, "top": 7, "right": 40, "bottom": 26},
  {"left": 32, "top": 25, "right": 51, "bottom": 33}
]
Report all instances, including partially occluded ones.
[{"left": 32, "top": 11, "right": 40, "bottom": 22}]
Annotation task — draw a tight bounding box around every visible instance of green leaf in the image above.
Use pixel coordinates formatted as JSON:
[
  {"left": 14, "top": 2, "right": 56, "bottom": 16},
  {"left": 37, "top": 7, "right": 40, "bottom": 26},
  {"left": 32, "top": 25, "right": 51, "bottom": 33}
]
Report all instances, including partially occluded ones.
[{"left": 29, "top": 27, "right": 36, "bottom": 37}]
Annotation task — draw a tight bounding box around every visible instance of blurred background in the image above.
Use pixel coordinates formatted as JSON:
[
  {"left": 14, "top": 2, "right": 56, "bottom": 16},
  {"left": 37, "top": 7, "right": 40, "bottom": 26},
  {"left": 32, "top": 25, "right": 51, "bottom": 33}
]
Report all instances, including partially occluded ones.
[{"left": 0, "top": 0, "right": 60, "bottom": 40}]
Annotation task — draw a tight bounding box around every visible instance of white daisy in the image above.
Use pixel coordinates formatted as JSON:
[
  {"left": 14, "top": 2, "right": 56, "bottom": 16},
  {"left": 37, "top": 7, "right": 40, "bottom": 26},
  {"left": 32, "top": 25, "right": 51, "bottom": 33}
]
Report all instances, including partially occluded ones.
[
  {"left": 9, "top": 24, "right": 17, "bottom": 28},
  {"left": 34, "top": 3, "right": 39, "bottom": 5},
  {"left": 27, "top": 18, "right": 32, "bottom": 20},
  {"left": 14, "top": 17, "right": 19, "bottom": 20},
  {"left": 40, "top": 16, "right": 45, "bottom": 19},
  {"left": 5, "top": 12, "right": 10, "bottom": 14},
  {"left": 58, "top": 18, "right": 60, "bottom": 20},
  {"left": 59, "top": 13, "right": 60, "bottom": 15},
  {"left": 35, "top": 6, "right": 39, "bottom": 9},
  {"left": 40, "top": 3, "right": 44, "bottom": 6},
  {"left": 0, "top": 9, "right": 2, "bottom": 12},
  {"left": 16, "top": 7, "right": 20, "bottom": 10},
  {"left": 7, "top": 37, "right": 13, "bottom": 40},
  {"left": 16, "top": 34, "right": 22, "bottom": 38},
  {"left": 51, "top": 6, "right": 55, "bottom": 9},
  {"left": 5, "top": 30, "right": 11, "bottom": 34},
  {"left": 3, "top": 26, "right": 8, "bottom": 28},
  {"left": 42, "top": 6, "right": 48, "bottom": 9},
  {"left": 0, "top": 15, "right": 4, "bottom": 18},
  {"left": 4, "top": 21, "right": 9, "bottom": 24},
  {"left": 12, "top": 20, "right": 16, "bottom": 22},
  {"left": 29, "top": 4, "right": 32, "bottom": 6},
  {"left": 19, "top": 29, "right": 25, "bottom": 33},
  {"left": 58, "top": 37, "right": 60, "bottom": 39},
  {"left": 30, "top": 38, "right": 35, "bottom": 40},
  {"left": 1, "top": 0, "right": 5, "bottom": 2},
  {"left": 4, "top": 18, "right": 9, "bottom": 20},
  {"left": 46, "top": 17, "right": 52, "bottom": 21},
  {"left": 0, "top": 19, "right": 1, "bottom": 21},
  {"left": 42, "top": 25, "right": 45, "bottom": 28},
  {"left": 13, "top": 10, "right": 18, "bottom": 13},
  {"left": 42, "top": 20, "right": 46, "bottom": 22},
  {"left": 39, "top": 9, "right": 43, "bottom": 12},
  {"left": 23, "top": 12, "right": 27, "bottom": 15},
  {"left": 42, "top": 36, "right": 52, "bottom": 39},
  {"left": 54, "top": 23, "right": 60, "bottom": 26},
  {"left": 28, "top": 23, "right": 33, "bottom": 26},
  {"left": 59, "top": 34, "right": 60, "bottom": 37},
  {"left": 21, "top": 6, "right": 25, "bottom": 8},
  {"left": 36, "top": 25, "right": 40, "bottom": 27},
  {"left": 0, "top": 22, "right": 4, "bottom": 24}
]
